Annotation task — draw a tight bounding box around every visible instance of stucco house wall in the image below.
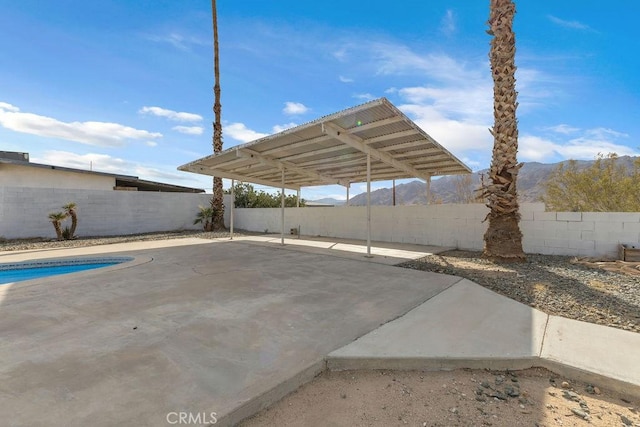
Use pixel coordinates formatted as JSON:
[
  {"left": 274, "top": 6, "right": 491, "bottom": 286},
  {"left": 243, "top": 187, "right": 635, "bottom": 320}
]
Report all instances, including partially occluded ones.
[{"left": 0, "top": 163, "right": 115, "bottom": 190}]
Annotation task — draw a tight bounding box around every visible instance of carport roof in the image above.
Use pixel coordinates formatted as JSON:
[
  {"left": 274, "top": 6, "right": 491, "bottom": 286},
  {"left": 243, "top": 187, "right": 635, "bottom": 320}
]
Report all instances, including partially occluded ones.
[{"left": 178, "top": 98, "right": 471, "bottom": 190}]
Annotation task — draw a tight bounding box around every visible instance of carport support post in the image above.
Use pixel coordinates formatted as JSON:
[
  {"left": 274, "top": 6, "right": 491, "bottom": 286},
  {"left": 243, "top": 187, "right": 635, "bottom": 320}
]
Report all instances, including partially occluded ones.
[
  {"left": 230, "top": 179, "right": 234, "bottom": 240},
  {"left": 366, "top": 152, "right": 372, "bottom": 257},
  {"left": 281, "top": 169, "right": 285, "bottom": 245}
]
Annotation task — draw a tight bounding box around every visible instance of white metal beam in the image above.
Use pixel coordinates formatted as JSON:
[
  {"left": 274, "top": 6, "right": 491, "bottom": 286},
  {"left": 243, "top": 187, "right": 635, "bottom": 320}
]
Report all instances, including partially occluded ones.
[
  {"left": 281, "top": 169, "right": 285, "bottom": 245},
  {"left": 366, "top": 152, "right": 372, "bottom": 258},
  {"left": 230, "top": 179, "right": 235, "bottom": 240},
  {"left": 379, "top": 140, "right": 431, "bottom": 152},
  {"left": 322, "top": 122, "right": 431, "bottom": 181},
  {"left": 182, "top": 165, "right": 299, "bottom": 190},
  {"left": 348, "top": 115, "right": 405, "bottom": 133},
  {"left": 237, "top": 148, "right": 349, "bottom": 187},
  {"left": 279, "top": 144, "right": 350, "bottom": 161},
  {"left": 363, "top": 129, "right": 417, "bottom": 145},
  {"left": 260, "top": 134, "right": 334, "bottom": 156}
]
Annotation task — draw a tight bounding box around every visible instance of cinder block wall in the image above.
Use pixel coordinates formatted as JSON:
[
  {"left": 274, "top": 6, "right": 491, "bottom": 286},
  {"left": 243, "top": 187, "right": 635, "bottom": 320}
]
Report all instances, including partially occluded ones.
[
  {"left": 0, "top": 187, "right": 228, "bottom": 239},
  {"left": 4, "top": 187, "right": 638, "bottom": 258},
  {"left": 231, "top": 203, "right": 640, "bottom": 258}
]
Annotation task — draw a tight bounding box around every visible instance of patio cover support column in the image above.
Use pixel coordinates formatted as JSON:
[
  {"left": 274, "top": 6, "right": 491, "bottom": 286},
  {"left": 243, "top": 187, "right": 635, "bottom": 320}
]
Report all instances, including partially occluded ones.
[
  {"left": 346, "top": 185, "right": 350, "bottom": 206},
  {"left": 366, "top": 152, "right": 372, "bottom": 257},
  {"left": 281, "top": 169, "right": 285, "bottom": 245},
  {"left": 296, "top": 189, "right": 300, "bottom": 207},
  {"left": 426, "top": 176, "right": 431, "bottom": 205},
  {"left": 230, "top": 179, "right": 235, "bottom": 240}
]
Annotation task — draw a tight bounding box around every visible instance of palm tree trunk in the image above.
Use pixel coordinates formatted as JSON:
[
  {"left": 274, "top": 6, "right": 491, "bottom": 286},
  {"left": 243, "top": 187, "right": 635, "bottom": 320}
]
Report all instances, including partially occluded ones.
[
  {"left": 69, "top": 210, "right": 77, "bottom": 238},
  {"left": 52, "top": 220, "right": 63, "bottom": 240},
  {"left": 211, "top": 0, "right": 225, "bottom": 231},
  {"left": 483, "top": 0, "right": 525, "bottom": 260}
]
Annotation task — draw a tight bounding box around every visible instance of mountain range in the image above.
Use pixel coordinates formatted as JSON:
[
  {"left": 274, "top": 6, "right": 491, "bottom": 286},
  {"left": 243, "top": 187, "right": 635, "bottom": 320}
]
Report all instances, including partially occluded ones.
[{"left": 309, "top": 156, "right": 639, "bottom": 206}]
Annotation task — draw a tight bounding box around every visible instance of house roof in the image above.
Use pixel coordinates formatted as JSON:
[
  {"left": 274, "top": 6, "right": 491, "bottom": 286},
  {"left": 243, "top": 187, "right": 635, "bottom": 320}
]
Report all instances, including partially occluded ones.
[
  {"left": 0, "top": 157, "right": 205, "bottom": 193},
  {"left": 178, "top": 98, "right": 471, "bottom": 190}
]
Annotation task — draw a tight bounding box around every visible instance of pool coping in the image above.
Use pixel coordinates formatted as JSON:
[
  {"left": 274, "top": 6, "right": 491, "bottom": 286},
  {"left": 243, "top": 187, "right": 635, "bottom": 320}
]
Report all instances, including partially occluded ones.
[{"left": 0, "top": 255, "right": 153, "bottom": 290}]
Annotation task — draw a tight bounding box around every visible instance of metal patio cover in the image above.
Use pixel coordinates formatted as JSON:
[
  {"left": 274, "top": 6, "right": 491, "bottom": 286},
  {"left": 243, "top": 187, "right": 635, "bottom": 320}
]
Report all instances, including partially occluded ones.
[{"left": 178, "top": 98, "right": 471, "bottom": 189}]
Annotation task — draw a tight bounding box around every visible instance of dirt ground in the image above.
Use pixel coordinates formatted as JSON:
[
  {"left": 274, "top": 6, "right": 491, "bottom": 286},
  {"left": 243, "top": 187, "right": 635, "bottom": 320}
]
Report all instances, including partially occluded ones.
[{"left": 241, "top": 368, "right": 640, "bottom": 427}]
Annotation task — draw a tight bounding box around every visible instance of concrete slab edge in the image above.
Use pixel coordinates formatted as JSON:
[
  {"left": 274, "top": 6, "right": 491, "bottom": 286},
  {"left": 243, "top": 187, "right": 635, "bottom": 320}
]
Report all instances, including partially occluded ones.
[
  {"left": 326, "top": 357, "right": 539, "bottom": 372},
  {"left": 226, "top": 354, "right": 640, "bottom": 426},
  {"left": 538, "top": 358, "right": 640, "bottom": 400},
  {"left": 325, "top": 356, "right": 640, "bottom": 401},
  {"left": 227, "top": 356, "right": 640, "bottom": 426},
  {"left": 216, "top": 360, "right": 326, "bottom": 427}
]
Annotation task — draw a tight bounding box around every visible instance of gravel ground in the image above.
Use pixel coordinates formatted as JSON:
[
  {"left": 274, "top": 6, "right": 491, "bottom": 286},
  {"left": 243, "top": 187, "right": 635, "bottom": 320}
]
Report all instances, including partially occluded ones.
[
  {"left": 0, "top": 230, "right": 252, "bottom": 252},
  {"left": 243, "top": 367, "right": 640, "bottom": 427},
  {"left": 399, "top": 250, "right": 640, "bottom": 334}
]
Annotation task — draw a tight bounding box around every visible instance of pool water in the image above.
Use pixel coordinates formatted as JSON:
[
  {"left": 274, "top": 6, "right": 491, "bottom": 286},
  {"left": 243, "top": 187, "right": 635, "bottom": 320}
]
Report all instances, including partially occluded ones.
[{"left": 0, "top": 258, "right": 131, "bottom": 285}]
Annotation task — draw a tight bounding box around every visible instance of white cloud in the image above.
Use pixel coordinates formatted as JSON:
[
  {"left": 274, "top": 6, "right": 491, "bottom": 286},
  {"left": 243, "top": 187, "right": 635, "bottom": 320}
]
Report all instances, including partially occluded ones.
[
  {"left": 399, "top": 83, "right": 492, "bottom": 124},
  {"left": 144, "top": 32, "right": 208, "bottom": 50},
  {"left": 371, "top": 45, "right": 480, "bottom": 83},
  {"left": 0, "top": 102, "right": 19, "bottom": 112},
  {"left": 399, "top": 103, "right": 493, "bottom": 154},
  {"left": 461, "top": 157, "right": 482, "bottom": 170},
  {"left": 272, "top": 122, "right": 297, "bottom": 133},
  {"left": 0, "top": 103, "right": 162, "bottom": 147},
  {"left": 548, "top": 15, "right": 592, "bottom": 31},
  {"left": 440, "top": 10, "right": 456, "bottom": 36},
  {"left": 33, "top": 151, "right": 135, "bottom": 175},
  {"left": 382, "top": 47, "right": 562, "bottom": 167},
  {"left": 139, "top": 106, "right": 202, "bottom": 123},
  {"left": 283, "top": 102, "right": 309, "bottom": 115},
  {"left": 339, "top": 75, "right": 354, "bottom": 83},
  {"left": 172, "top": 125, "right": 204, "bottom": 135},
  {"left": 353, "top": 93, "right": 375, "bottom": 101},
  {"left": 332, "top": 47, "right": 349, "bottom": 61},
  {"left": 519, "top": 128, "right": 637, "bottom": 162},
  {"left": 518, "top": 136, "right": 561, "bottom": 162},
  {"left": 546, "top": 124, "right": 580, "bottom": 135},
  {"left": 226, "top": 122, "right": 268, "bottom": 143},
  {"left": 33, "top": 151, "right": 195, "bottom": 183},
  {"left": 145, "top": 141, "right": 158, "bottom": 147}
]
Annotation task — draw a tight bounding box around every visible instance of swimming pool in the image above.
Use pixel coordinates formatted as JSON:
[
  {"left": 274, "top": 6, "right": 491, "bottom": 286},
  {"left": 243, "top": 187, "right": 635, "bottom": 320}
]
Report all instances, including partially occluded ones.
[{"left": 0, "top": 257, "right": 134, "bottom": 285}]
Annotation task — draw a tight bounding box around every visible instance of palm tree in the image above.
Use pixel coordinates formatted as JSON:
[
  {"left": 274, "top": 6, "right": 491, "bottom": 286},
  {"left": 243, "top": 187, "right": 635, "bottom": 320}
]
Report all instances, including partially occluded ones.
[
  {"left": 62, "top": 202, "right": 78, "bottom": 238},
  {"left": 193, "top": 205, "right": 214, "bottom": 231},
  {"left": 483, "top": 0, "right": 525, "bottom": 260},
  {"left": 210, "top": 0, "right": 225, "bottom": 231},
  {"left": 48, "top": 212, "right": 67, "bottom": 241}
]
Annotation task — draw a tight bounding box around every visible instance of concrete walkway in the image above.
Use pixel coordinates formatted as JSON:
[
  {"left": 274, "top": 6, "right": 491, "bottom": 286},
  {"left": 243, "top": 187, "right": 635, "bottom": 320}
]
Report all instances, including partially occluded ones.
[
  {"left": 1, "top": 236, "right": 638, "bottom": 427},
  {"left": 328, "top": 278, "right": 640, "bottom": 399}
]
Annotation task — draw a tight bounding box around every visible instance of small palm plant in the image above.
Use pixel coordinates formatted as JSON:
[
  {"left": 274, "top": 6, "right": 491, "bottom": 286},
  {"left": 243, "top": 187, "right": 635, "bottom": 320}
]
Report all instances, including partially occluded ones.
[
  {"left": 48, "top": 212, "right": 68, "bottom": 241},
  {"left": 193, "top": 205, "right": 215, "bottom": 231},
  {"left": 62, "top": 202, "right": 78, "bottom": 238}
]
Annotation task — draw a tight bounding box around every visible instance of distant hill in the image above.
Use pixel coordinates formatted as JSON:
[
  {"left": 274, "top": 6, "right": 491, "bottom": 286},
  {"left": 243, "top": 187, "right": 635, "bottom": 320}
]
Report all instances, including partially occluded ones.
[
  {"left": 345, "top": 156, "right": 639, "bottom": 206},
  {"left": 307, "top": 197, "right": 345, "bottom": 206}
]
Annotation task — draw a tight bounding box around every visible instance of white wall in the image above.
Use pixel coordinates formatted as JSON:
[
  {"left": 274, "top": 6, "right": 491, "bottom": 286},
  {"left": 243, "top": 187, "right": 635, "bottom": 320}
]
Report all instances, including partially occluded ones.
[
  {"left": 4, "top": 186, "right": 637, "bottom": 258},
  {"left": 230, "top": 203, "right": 640, "bottom": 258},
  {"left": 0, "top": 187, "right": 227, "bottom": 239},
  {"left": 0, "top": 164, "right": 115, "bottom": 190}
]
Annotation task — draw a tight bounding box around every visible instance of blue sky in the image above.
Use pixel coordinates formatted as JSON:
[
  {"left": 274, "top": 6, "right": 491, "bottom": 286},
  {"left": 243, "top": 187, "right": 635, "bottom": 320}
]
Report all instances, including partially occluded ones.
[{"left": 1, "top": 1, "right": 639, "bottom": 200}]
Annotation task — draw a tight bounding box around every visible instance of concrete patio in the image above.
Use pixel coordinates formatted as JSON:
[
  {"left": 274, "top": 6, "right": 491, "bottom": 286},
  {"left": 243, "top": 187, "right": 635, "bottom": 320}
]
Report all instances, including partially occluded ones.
[
  {"left": 1, "top": 236, "right": 638, "bottom": 426},
  {"left": 0, "top": 237, "right": 458, "bottom": 426}
]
